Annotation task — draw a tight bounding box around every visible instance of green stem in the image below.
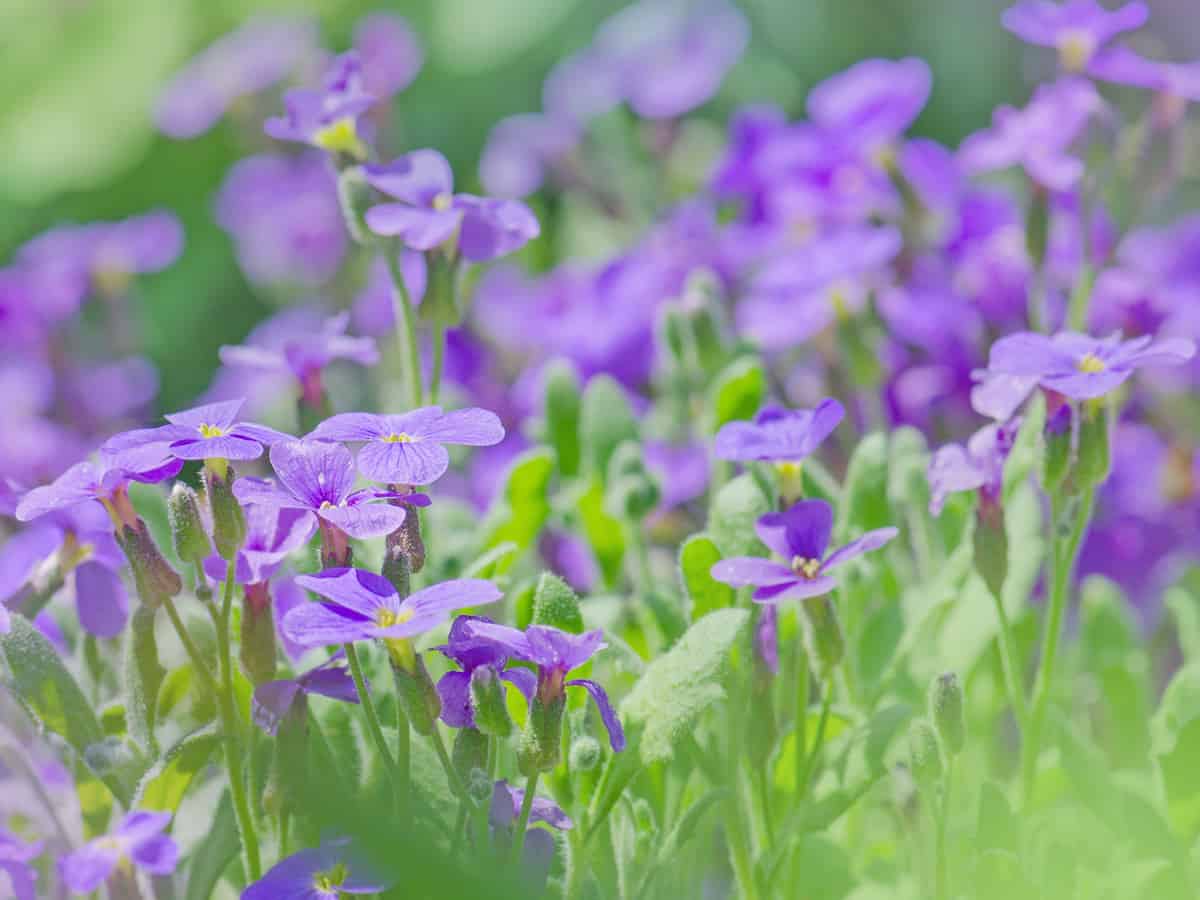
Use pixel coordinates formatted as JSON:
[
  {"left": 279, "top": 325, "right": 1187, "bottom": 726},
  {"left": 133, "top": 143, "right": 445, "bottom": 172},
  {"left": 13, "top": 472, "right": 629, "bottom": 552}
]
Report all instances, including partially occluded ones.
[
  {"left": 162, "top": 596, "right": 217, "bottom": 694},
  {"left": 797, "top": 683, "right": 833, "bottom": 801},
  {"left": 935, "top": 756, "right": 954, "bottom": 900},
  {"left": 429, "top": 322, "right": 445, "bottom": 404},
  {"left": 217, "top": 562, "right": 261, "bottom": 881},
  {"left": 429, "top": 725, "right": 467, "bottom": 800},
  {"left": 383, "top": 246, "right": 424, "bottom": 408},
  {"left": 1067, "top": 264, "right": 1095, "bottom": 332},
  {"left": 511, "top": 771, "right": 539, "bottom": 864},
  {"left": 1022, "top": 487, "right": 1095, "bottom": 803},
  {"left": 988, "top": 584, "right": 1030, "bottom": 732},
  {"left": 794, "top": 650, "right": 810, "bottom": 796},
  {"left": 395, "top": 702, "right": 411, "bottom": 806},
  {"left": 344, "top": 643, "right": 400, "bottom": 803},
  {"left": 279, "top": 808, "right": 290, "bottom": 858}
]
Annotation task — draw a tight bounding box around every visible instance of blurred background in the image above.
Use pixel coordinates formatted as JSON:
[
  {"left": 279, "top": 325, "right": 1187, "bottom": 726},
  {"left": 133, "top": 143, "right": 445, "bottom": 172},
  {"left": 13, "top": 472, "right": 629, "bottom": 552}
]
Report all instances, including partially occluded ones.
[{"left": 1, "top": 0, "right": 1197, "bottom": 412}]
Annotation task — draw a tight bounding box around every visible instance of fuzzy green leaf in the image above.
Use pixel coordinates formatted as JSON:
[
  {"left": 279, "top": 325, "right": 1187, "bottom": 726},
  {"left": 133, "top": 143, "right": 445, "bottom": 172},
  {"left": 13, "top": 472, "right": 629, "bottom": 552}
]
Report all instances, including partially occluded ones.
[
  {"left": 709, "top": 357, "right": 765, "bottom": 432},
  {"left": 678, "top": 534, "right": 735, "bottom": 620},
  {"left": 133, "top": 723, "right": 221, "bottom": 813}
]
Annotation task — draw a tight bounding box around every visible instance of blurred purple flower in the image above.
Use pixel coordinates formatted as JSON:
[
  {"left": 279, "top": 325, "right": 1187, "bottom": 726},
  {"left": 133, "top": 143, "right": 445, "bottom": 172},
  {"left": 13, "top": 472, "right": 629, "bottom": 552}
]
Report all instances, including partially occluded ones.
[
  {"left": 59, "top": 811, "right": 177, "bottom": 893},
  {"left": 251, "top": 652, "right": 360, "bottom": 736},
  {"left": 265, "top": 51, "right": 376, "bottom": 158},
  {"left": 354, "top": 13, "right": 423, "bottom": 100},
  {"left": 479, "top": 114, "right": 581, "bottom": 199},
  {"left": 807, "top": 57, "right": 932, "bottom": 148},
  {"left": 242, "top": 837, "right": 388, "bottom": 899},
  {"left": 0, "top": 829, "right": 43, "bottom": 900},
  {"left": 715, "top": 399, "right": 845, "bottom": 463},
  {"left": 1002, "top": 0, "right": 1147, "bottom": 72},
  {"left": 928, "top": 419, "right": 1021, "bottom": 516}
]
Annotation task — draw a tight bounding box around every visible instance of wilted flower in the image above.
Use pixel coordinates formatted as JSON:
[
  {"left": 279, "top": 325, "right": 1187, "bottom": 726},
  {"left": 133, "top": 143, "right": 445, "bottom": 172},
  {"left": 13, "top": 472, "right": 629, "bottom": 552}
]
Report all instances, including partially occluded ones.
[
  {"left": 58, "top": 811, "right": 177, "bottom": 893},
  {"left": 715, "top": 399, "right": 845, "bottom": 463}
]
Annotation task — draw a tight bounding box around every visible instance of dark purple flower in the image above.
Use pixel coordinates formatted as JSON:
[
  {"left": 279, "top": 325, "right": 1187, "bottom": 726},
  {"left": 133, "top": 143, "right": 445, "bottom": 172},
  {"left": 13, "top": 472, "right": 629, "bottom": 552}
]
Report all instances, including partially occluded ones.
[
  {"left": 927, "top": 419, "right": 1021, "bottom": 515},
  {"left": 436, "top": 615, "right": 536, "bottom": 728},
  {"left": 364, "top": 150, "right": 541, "bottom": 261},
  {"left": 242, "top": 837, "right": 389, "bottom": 899},
  {"left": 252, "top": 652, "right": 360, "bottom": 736},
  {"left": 354, "top": 13, "right": 423, "bottom": 99},
  {"left": 265, "top": 51, "right": 376, "bottom": 158},
  {"left": 1002, "top": 0, "right": 1148, "bottom": 72},
  {"left": 105, "top": 398, "right": 292, "bottom": 463},
  {"left": 711, "top": 499, "right": 898, "bottom": 602},
  {"left": 807, "top": 58, "right": 932, "bottom": 148},
  {"left": 215, "top": 153, "right": 347, "bottom": 288},
  {"left": 156, "top": 16, "right": 318, "bottom": 138},
  {"left": 714, "top": 399, "right": 844, "bottom": 464},
  {"left": 233, "top": 440, "right": 421, "bottom": 540},
  {"left": 0, "top": 829, "right": 43, "bottom": 900},
  {"left": 309, "top": 407, "right": 504, "bottom": 485},
  {"left": 58, "top": 811, "right": 177, "bottom": 893},
  {"left": 458, "top": 620, "right": 626, "bottom": 752},
  {"left": 282, "top": 568, "right": 501, "bottom": 650},
  {"left": 981, "top": 330, "right": 1195, "bottom": 402}
]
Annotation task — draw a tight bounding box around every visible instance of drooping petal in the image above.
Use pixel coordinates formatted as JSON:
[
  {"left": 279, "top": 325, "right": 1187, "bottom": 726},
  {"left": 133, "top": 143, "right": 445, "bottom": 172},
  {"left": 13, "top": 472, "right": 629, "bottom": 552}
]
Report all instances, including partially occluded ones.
[
  {"left": 318, "top": 501, "right": 407, "bottom": 539},
  {"left": 436, "top": 670, "right": 473, "bottom": 728},
  {"left": 355, "top": 439, "right": 449, "bottom": 485},
  {"left": 566, "top": 678, "right": 626, "bottom": 752},
  {"left": 822, "top": 527, "right": 899, "bottom": 572},
  {"left": 710, "top": 557, "right": 796, "bottom": 588},
  {"left": 970, "top": 373, "right": 1039, "bottom": 421},
  {"left": 0, "top": 859, "right": 37, "bottom": 900},
  {"left": 74, "top": 562, "right": 129, "bottom": 639},
  {"left": 501, "top": 667, "right": 536, "bottom": 702},
  {"left": 300, "top": 662, "right": 361, "bottom": 704},
  {"left": 927, "top": 444, "right": 987, "bottom": 516},
  {"left": 15, "top": 462, "right": 98, "bottom": 522},
  {"left": 457, "top": 619, "right": 534, "bottom": 661},
  {"left": 251, "top": 680, "right": 303, "bottom": 735}
]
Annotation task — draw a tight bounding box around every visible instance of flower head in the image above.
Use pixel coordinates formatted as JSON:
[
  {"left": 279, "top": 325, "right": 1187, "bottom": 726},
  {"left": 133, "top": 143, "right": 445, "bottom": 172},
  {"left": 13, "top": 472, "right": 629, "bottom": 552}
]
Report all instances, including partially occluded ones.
[
  {"left": 714, "top": 399, "right": 845, "bottom": 463},
  {"left": 436, "top": 615, "right": 536, "bottom": 728},
  {"left": 251, "top": 652, "right": 360, "bottom": 735},
  {"left": 928, "top": 419, "right": 1021, "bottom": 515},
  {"left": 242, "top": 837, "right": 388, "bottom": 899},
  {"left": 105, "top": 398, "right": 292, "bottom": 463},
  {"left": 807, "top": 57, "right": 932, "bottom": 148},
  {"left": 265, "top": 52, "right": 376, "bottom": 158},
  {"left": 0, "top": 829, "right": 43, "bottom": 900},
  {"left": 309, "top": 406, "right": 505, "bottom": 485},
  {"left": 58, "top": 811, "right": 177, "bottom": 894},
  {"left": 711, "top": 499, "right": 897, "bottom": 602},
  {"left": 1002, "top": 0, "right": 1148, "bottom": 72},
  {"left": 203, "top": 505, "right": 316, "bottom": 587},
  {"left": 354, "top": 13, "right": 423, "bottom": 100}
]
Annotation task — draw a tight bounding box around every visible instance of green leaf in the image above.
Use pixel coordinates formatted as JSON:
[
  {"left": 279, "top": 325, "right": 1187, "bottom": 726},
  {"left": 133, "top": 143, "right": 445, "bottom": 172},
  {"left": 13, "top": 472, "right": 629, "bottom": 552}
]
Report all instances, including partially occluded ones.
[
  {"left": 579, "top": 374, "right": 637, "bottom": 480},
  {"left": 461, "top": 541, "right": 519, "bottom": 580},
  {"left": 1, "top": 614, "right": 130, "bottom": 805},
  {"left": 1152, "top": 663, "right": 1200, "bottom": 831},
  {"left": 708, "top": 474, "right": 770, "bottom": 558},
  {"left": 621, "top": 608, "right": 750, "bottom": 764},
  {"left": 579, "top": 478, "right": 625, "bottom": 587},
  {"left": 656, "top": 788, "right": 727, "bottom": 862},
  {"left": 124, "top": 605, "right": 165, "bottom": 755},
  {"left": 1166, "top": 584, "right": 1200, "bottom": 664},
  {"left": 976, "top": 781, "right": 1017, "bottom": 853},
  {"left": 678, "top": 534, "right": 735, "bottom": 620},
  {"left": 708, "top": 357, "right": 764, "bottom": 431},
  {"left": 483, "top": 448, "right": 555, "bottom": 555},
  {"left": 133, "top": 724, "right": 222, "bottom": 813},
  {"left": 885, "top": 426, "right": 930, "bottom": 511},
  {"left": 543, "top": 358, "right": 583, "bottom": 477},
  {"left": 835, "top": 432, "right": 890, "bottom": 539},
  {"left": 185, "top": 790, "right": 240, "bottom": 900}
]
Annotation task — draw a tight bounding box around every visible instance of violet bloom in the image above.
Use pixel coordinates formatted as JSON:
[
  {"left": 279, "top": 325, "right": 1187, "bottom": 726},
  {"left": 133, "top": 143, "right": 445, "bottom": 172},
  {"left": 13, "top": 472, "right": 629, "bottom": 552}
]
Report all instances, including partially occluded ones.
[
  {"left": 309, "top": 407, "right": 505, "bottom": 485},
  {"left": 715, "top": 399, "right": 845, "bottom": 464},
  {"left": 282, "top": 568, "right": 501, "bottom": 650},
  {"left": 203, "top": 505, "right": 316, "bottom": 589},
  {"left": 354, "top": 13, "right": 423, "bottom": 99},
  {"left": 59, "top": 811, "right": 177, "bottom": 893},
  {"left": 252, "top": 652, "right": 360, "bottom": 736},
  {"left": 981, "top": 330, "right": 1195, "bottom": 402},
  {"left": 436, "top": 615, "right": 536, "bottom": 728},
  {"left": 351, "top": 252, "right": 427, "bottom": 336},
  {"left": 265, "top": 51, "right": 376, "bottom": 159},
  {"left": 364, "top": 149, "right": 540, "bottom": 261},
  {"left": 156, "top": 16, "right": 318, "bottom": 138},
  {"left": 711, "top": 499, "right": 898, "bottom": 602},
  {"left": 959, "top": 78, "right": 1104, "bottom": 192},
  {"left": 1087, "top": 47, "right": 1200, "bottom": 109},
  {"left": 1002, "top": 0, "right": 1148, "bottom": 72},
  {"left": 0, "top": 829, "right": 42, "bottom": 900},
  {"left": 242, "top": 837, "right": 389, "bottom": 900},
  {"left": 927, "top": 419, "right": 1021, "bottom": 516},
  {"left": 458, "top": 620, "right": 626, "bottom": 752},
  {"left": 215, "top": 153, "right": 347, "bottom": 288},
  {"left": 105, "top": 398, "right": 291, "bottom": 463},
  {"left": 478, "top": 114, "right": 581, "bottom": 200},
  {"left": 807, "top": 57, "right": 932, "bottom": 150},
  {"left": 490, "top": 779, "right": 573, "bottom": 883},
  {"left": 234, "top": 440, "right": 423, "bottom": 540}
]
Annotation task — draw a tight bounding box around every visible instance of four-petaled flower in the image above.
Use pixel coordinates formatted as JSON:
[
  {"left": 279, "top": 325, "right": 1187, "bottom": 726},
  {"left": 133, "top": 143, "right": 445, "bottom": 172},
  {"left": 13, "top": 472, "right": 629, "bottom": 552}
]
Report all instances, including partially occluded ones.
[
  {"left": 714, "top": 399, "right": 845, "bottom": 464},
  {"left": 58, "top": 811, "right": 178, "bottom": 894},
  {"left": 103, "top": 398, "right": 292, "bottom": 462},
  {"left": 436, "top": 614, "right": 536, "bottom": 728},
  {"left": 711, "top": 499, "right": 897, "bottom": 602},
  {"left": 310, "top": 406, "right": 505, "bottom": 485},
  {"left": 264, "top": 52, "right": 376, "bottom": 159},
  {"left": 242, "top": 837, "right": 389, "bottom": 900},
  {"left": 1002, "top": 0, "right": 1148, "bottom": 72}
]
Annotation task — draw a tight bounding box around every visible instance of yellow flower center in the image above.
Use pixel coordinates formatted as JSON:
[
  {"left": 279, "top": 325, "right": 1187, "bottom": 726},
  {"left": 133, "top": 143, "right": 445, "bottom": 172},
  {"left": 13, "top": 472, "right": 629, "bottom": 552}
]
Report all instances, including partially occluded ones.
[
  {"left": 382, "top": 432, "right": 415, "bottom": 444},
  {"left": 431, "top": 192, "right": 454, "bottom": 212},
  {"left": 791, "top": 556, "right": 822, "bottom": 580},
  {"left": 199, "top": 423, "right": 225, "bottom": 438},
  {"left": 313, "top": 117, "right": 367, "bottom": 159},
  {"left": 376, "top": 607, "right": 414, "bottom": 629},
  {"left": 828, "top": 279, "right": 854, "bottom": 319},
  {"left": 312, "top": 863, "right": 348, "bottom": 893},
  {"left": 1057, "top": 30, "right": 1095, "bottom": 73},
  {"left": 1076, "top": 352, "right": 1107, "bottom": 374},
  {"left": 319, "top": 500, "right": 335, "bottom": 511}
]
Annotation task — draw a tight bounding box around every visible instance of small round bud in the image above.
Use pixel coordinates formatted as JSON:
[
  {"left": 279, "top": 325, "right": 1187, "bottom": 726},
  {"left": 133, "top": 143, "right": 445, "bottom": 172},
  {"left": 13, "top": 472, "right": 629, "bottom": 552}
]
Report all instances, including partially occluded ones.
[
  {"left": 532, "top": 572, "right": 584, "bottom": 634},
  {"left": 205, "top": 466, "right": 246, "bottom": 561},
  {"left": 568, "top": 736, "right": 602, "bottom": 772},
  {"left": 908, "top": 719, "right": 944, "bottom": 788},
  {"left": 469, "top": 666, "right": 513, "bottom": 737},
  {"left": 929, "top": 673, "right": 966, "bottom": 756},
  {"left": 168, "top": 484, "right": 211, "bottom": 568}
]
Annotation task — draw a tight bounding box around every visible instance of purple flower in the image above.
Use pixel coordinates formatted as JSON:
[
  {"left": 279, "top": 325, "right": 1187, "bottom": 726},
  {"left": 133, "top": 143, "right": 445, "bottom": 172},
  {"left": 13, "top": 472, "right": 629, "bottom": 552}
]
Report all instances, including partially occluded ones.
[
  {"left": 105, "top": 398, "right": 292, "bottom": 463},
  {"left": 981, "top": 330, "right": 1196, "bottom": 402},
  {"left": 351, "top": 253, "right": 427, "bottom": 336},
  {"left": 490, "top": 779, "right": 574, "bottom": 831},
  {"left": 155, "top": 16, "right": 318, "bottom": 138},
  {"left": 478, "top": 114, "right": 581, "bottom": 200},
  {"left": 265, "top": 52, "right": 376, "bottom": 158},
  {"left": 714, "top": 399, "right": 845, "bottom": 463},
  {"left": 927, "top": 419, "right": 1021, "bottom": 516},
  {"left": 215, "top": 153, "right": 347, "bottom": 288},
  {"left": 436, "top": 615, "right": 536, "bottom": 728},
  {"left": 364, "top": 150, "right": 540, "bottom": 261},
  {"left": 1087, "top": 47, "right": 1200, "bottom": 107},
  {"left": 711, "top": 499, "right": 898, "bottom": 602},
  {"left": 233, "top": 440, "right": 422, "bottom": 540},
  {"left": 281, "top": 568, "right": 501, "bottom": 650},
  {"left": 203, "top": 505, "right": 316, "bottom": 587},
  {"left": 59, "top": 811, "right": 177, "bottom": 893},
  {"left": 1002, "top": 0, "right": 1148, "bottom": 72},
  {"left": 309, "top": 406, "right": 505, "bottom": 485},
  {"left": 807, "top": 58, "right": 932, "bottom": 148},
  {"left": 959, "top": 77, "right": 1104, "bottom": 192},
  {"left": 251, "top": 652, "right": 360, "bottom": 736},
  {"left": 242, "top": 837, "right": 389, "bottom": 899},
  {"left": 458, "top": 620, "right": 626, "bottom": 752},
  {"left": 0, "top": 829, "right": 43, "bottom": 900},
  {"left": 354, "top": 13, "right": 423, "bottom": 100}
]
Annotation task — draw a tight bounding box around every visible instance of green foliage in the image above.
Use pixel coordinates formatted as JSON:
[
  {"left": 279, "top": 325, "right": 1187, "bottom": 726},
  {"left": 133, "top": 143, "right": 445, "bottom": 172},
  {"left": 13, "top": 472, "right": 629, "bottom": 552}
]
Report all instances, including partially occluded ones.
[
  {"left": 532, "top": 571, "right": 585, "bottom": 633},
  {"left": 580, "top": 374, "right": 638, "bottom": 480},
  {"left": 482, "top": 447, "right": 555, "bottom": 558},
  {"left": 708, "top": 356, "right": 765, "bottom": 432},
  {"left": 678, "top": 533, "right": 735, "bottom": 620},
  {"left": 708, "top": 473, "right": 771, "bottom": 558},
  {"left": 543, "top": 357, "right": 584, "bottom": 477},
  {"left": 134, "top": 724, "right": 222, "bottom": 812}
]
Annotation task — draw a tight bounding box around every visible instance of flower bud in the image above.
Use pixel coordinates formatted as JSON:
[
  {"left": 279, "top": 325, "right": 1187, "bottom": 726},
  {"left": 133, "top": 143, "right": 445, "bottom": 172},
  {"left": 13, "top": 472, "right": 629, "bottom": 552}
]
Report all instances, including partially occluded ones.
[
  {"left": 1076, "top": 401, "right": 1111, "bottom": 488},
  {"left": 123, "top": 604, "right": 165, "bottom": 753},
  {"left": 569, "top": 735, "right": 602, "bottom": 772},
  {"left": 391, "top": 654, "right": 442, "bottom": 736},
  {"left": 381, "top": 545, "right": 412, "bottom": 597},
  {"left": 470, "top": 666, "right": 513, "bottom": 737},
  {"left": 532, "top": 572, "right": 584, "bottom": 634},
  {"left": 1040, "top": 402, "right": 1073, "bottom": 493},
  {"left": 119, "top": 520, "right": 182, "bottom": 607},
  {"left": 973, "top": 502, "right": 1008, "bottom": 600},
  {"left": 908, "top": 719, "right": 944, "bottom": 788},
  {"left": 604, "top": 441, "right": 661, "bottom": 521},
  {"left": 168, "top": 484, "right": 211, "bottom": 568},
  {"left": 466, "top": 765, "right": 493, "bottom": 809},
  {"left": 801, "top": 594, "right": 844, "bottom": 674},
  {"left": 929, "top": 672, "right": 966, "bottom": 756},
  {"left": 336, "top": 165, "right": 372, "bottom": 245},
  {"left": 205, "top": 466, "right": 246, "bottom": 561},
  {"left": 385, "top": 496, "right": 425, "bottom": 573},
  {"left": 452, "top": 727, "right": 489, "bottom": 786},
  {"left": 519, "top": 693, "right": 565, "bottom": 775},
  {"left": 239, "top": 583, "right": 277, "bottom": 685}
]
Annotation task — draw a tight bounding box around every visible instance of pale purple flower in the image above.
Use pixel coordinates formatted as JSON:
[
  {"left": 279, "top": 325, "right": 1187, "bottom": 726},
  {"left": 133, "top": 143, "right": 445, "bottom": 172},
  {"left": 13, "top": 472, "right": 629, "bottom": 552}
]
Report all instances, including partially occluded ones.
[
  {"left": 282, "top": 568, "right": 501, "bottom": 649},
  {"left": 0, "top": 829, "right": 43, "bottom": 900},
  {"left": 264, "top": 52, "right": 376, "bottom": 157},
  {"left": 436, "top": 615, "right": 536, "bottom": 728},
  {"left": 711, "top": 499, "right": 898, "bottom": 602},
  {"left": 644, "top": 440, "right": 709, "bottom": 512},
  {"left": 351, "top": 253, "right": 427, "bottom": 336},
  {"left": 203, "top": 505, "right": 316, "bottom": 587},
  {"left": 354, "top": 13, "right": 423, "bottom": 99},
  {"left": 1086, "top": 47, "right": 1200, "bottom": 111},
  {"left": 1002, "top": 0, "right": 1148, "bottom": 72},
  {"left": 714, "top": 399, "right": 845, "bottom": 463},
  {"left": 928, "top": 419, "right": 1021, "bottom": 515},
  {"left": 59, "top": 811, "right": 177, "bottom": 893},
  {"left": 251, "top": 652, "right": 360, "bottom": 736},
  {"left": 104, "top": 398, "right": 292, "bottom": 463},
  {"left": 156, "top": 16, "right": 318, "bottom": 138},
  {"left": 242, "top": 837, "right": 388, "bottom": 899},
  {"left": 233, "top": 440, "right": 422, "bottom": 540},
  {"left": 490, "top": 779, "right": 574, "bottom": 831},
  {"left": 458, "top": 620, "right": 626, "bottom": 752},
  {"left": 364, "top": 150, "right": 540, "bottom": 261},
  {"left": 309, "top": 406, "right": 504, "bottom": 485},
  {"left": 807, "top": 58, "right": 932, "bottom": 147},
  {"left": 478, "top": 114, "right": 581, "bottom": 199}
]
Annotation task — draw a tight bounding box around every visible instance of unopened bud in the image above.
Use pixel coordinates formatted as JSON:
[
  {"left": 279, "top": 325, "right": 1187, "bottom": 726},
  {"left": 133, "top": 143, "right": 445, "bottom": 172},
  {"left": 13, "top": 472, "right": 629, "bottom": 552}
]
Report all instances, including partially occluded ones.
[
  {"left": 466, "top": 766, "right": 493, "bottom": 808},
  {"left": 123, "top": 605, "right": 165, "bottom": 753},
  {"left": 1040, "top": 401, "right": 1073, "bottom": 493},
  {"left": 519, "top": 693, "right": 565, "bottom": 775},
  {"left": 168, "top": 484, "right": 211, "bottom": 568},
  {"left": 239, "top": 583, "right": 277, "bottom": 685},
  {"left": 569, "top": 735, "right": 602, "bottom": 772},
  {"left": 973, "top": 501, "right": 1008, "bottom": 600},
  {"left": 801, "top": 594, "right": 844, "bottom": 674},
  {"left": 385, "top": 497, "right": 425, "bottom": 573},
  {"left": 605, "top": 441, "right": 661, "bottom": 521},
  {"left": 119, "top": 520, "right": 182, "bottom": 607},
  {"left": 452, "top": 727, "right": 489, "bottom": 784},
  {"left": 470, "top": 666, "right": 513, "bottom": 737},
  {"left": 205, "top": 466, "right": 246, "bottom": 560},
  {"left": 531, "top": 572, "right": 584, "bottom": 634},
  {"left": 1076, "top": 401, "right": 1111, "bottom": 488},
  {"left": 929, "top": 673, "right": 965, "bottom": 756},
  {"left": 908, "top": 719, "right": 944, "bottom": 788},
  {"left": 391, "top": 654, "right": 442, "bottom": 736}
]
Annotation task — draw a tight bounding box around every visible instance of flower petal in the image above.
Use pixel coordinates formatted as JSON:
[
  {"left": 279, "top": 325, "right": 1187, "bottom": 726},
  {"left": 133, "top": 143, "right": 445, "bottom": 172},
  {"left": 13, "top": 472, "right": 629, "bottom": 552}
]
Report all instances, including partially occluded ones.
[
  {"left": 170, "top": 434, "right": 263, "bottom": 461},
  {"left": 129, "top": 834, "right": 178, "bottom": 876},
  {"left": 233, "top": 476, "right": 311, "bottom": 511},
  {"left": 402, "top": 578, "right": 503, "bottom": 620},
  {"left": 418, "top": 407, "right": 506, "bottom": 446},
  {"left": 164, "top": 398, "right": 244, "bottom": 431},
  {"left": 710, "top": 557, "right": 796, "bottom": 588},
  {"left": 308, "top": 412, "right": 388, "bottom": 442},
  {"left": 752, "top": 576, "right": 838, "bottom": 602},
  {"left": 282, "top": 601, "right": 377, "bottom": 648},
  {"left": 74, "top": 562, "right": 129, "bottom": 639},
  {"left": 501, "top": 667, "right": 536, "bottom": 702},
  {"left": 251, "top": 680, "right": 303, "bottom": 736},
  {"left": 567, "top": 678, "right": 626, "bottom": 752},
  {"left": 294, "top": 568, "right": 395, "bottom": 618},
  {"left": 436, "top": 670, "right": 473, "bottom": 728},
  {"left": 270, "top": 439, "right": 356, "bottom": 507},
  {"left": 356, "top": 439, "right": 449, "bottom": 485},
  {"left": 364, "top": 204, "right": 461, "bottom": 249},
  {"left": 318, "top": 501, "right": 407, "bottom": 539},
  {"left": 822, "top": 527, "right": 899, "bottom": 571},
  {"left": 58, "top": 842, "right": 120, "bottom": 893}
]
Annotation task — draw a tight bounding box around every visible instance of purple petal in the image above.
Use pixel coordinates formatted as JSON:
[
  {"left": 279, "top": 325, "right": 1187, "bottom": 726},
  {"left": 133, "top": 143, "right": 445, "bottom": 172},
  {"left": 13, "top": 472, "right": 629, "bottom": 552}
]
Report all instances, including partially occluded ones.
[
  {"left": 456, "top": 198, "right": 541, "bottom": 262},
  {"left": 15, "top": 462, "right": 98, "bottom": 522},
  {"left": 74, "top": 562, "right": 129, "bottom": 639},
  {"left": 356, "top": 439, "right": 449, "bottom": 485},
  {"left": 270, "top": 439, "right": 356, "bottom": 507},
  {"left": 282, "top": 601, "right": 377, "bottom": 648},
  {"left": 58, "top": 843, "right": 120, "bottom": 893},
  {"left": 765, "top": 499, "right": 834, "bottom": 560},
  {"left": 970, "top": 373, "right": 1039, "bottom": 421},
  {"left": 309, "top": 412, "right": 388, "bottom": 442},
  {"left": 458, "top": 619, "right": 533, "bottom": 661},
  {"left": 525, "top": 626, "right": 605, "bottom": 671},
  {"left": 129, "top": 834, "right": 178, "bottom": 876},
  {"left": 294, "top": 568, "right": 395, "bottom": 618},
  {"left": 363, "top": 149, "right": 455, "bottom": 204},
  {"left": 401, "top": 578, "right": 502, "bottom": 620},
  {"left": 233, "top": 476, "right": 311, "bottom": 511},
  {"left": 752, "top": 576, "right": 839, "bottom": 603},
  {"left": 927, "top": 444, "right": 987, "bottom": 516},
  {"left": 822, "top": 527, "right": 899, "bottom": 571},
  {"left": 364, "top": 205, "right": 462, "bottom": 250},
  {"left": 710, "top": 557, "right": 796, "bottom": 588},
  {"left": 501, "top": 667, "right": 536, "bottom": 702},
  {"left": 299, "top": 663, "right": 361, "bottom": 705},
  {"left": 251, "top": 680, "right": 303, "bottom": 735},
  {"left": 164, "top": 398, "right": 244, "bottom": 431},
  {"left": 318, "top": 501, "right": 407, "bottom": 539},
  {"left": 229, "top": 422, "right": 296, "bottom": 447},
  {"left": 436, "top": 670, "right": 473, "bottom": 728},
  {"left": 987, "top": 332, "right": 1067, "bottom": 376},
  {"left": 1118, "top": 336, "right": 1196, "bottom": 368},
  {"left": 116, "top": 811, "right": 172, "bottom": 843},
  {"left": 418, "top": 407, "right": 505, "bottom": 446},
  {"left": 0, "top": 860, "right": 37, "bottom": 900},
  {"left": 0, "top": 524, "right": 62, "bottom": 603},
  {"left": 567, "top": 678, "right": 626, "bottom": 752},
  {"left": 169, "top": 434, "right": 264, "bottom": 461}
]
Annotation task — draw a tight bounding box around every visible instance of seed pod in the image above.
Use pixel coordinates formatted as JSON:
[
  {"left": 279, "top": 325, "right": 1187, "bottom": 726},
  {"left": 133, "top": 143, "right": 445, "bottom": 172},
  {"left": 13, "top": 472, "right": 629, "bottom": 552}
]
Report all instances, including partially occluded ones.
[
  {"left": 239, "top": 583, "right": 277, "bottom": 685},
  {"left": 470, "top": 666, "right": 513, "bottom": 738},
  {"left": 168, "top": 484, "right": 211, "bottom": 568},
  {"left": 908, "top": 719, "right": 944, "bottom": 788},
  {"left": 205, "top": 465, "right": 246, "bottom": 561},
  {"left": 929, "top": 673, "right": 966, "bottom": 756}
]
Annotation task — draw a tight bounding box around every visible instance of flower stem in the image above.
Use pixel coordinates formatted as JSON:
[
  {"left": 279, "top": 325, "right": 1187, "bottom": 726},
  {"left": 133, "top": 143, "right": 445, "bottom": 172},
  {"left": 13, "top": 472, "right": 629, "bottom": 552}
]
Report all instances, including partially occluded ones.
[
  {"left": 987, "top": 584, "right": 1029, "bottom": 733},
  {"left": 935, "top": 756, "right": 954, "bottom": 900},
  {"left": 429, "top": 725, "right": 467, "bottom": 800},
  {"left": 162, "top": 595, "right": 217, "bottom": 694},
  {"left": 511, "top": 771, "right": 539, "bottom": 864},
  {"left": 395, "top": 702, "right": 411, "bottom": 807},
  {"left": 344, "top": 642, "right": 401, "bottom": 806},
  {"left": 794, "top": 650, "right": 810, "bottom": 795},
  {"left": 1022, "top": 486, "right": 1095, "bottom": 803},
  {"left": 797, "top": 683, "right": 833, "bottom": 801},
  {"left": 429, "top": 322, "right": 445, "bottom": 404},
  {"left": 383, "top": 246, "right": 424, "bottom": 408},
  {"left": 217, "top": 562, "right": 261, "bottom": 882}
]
